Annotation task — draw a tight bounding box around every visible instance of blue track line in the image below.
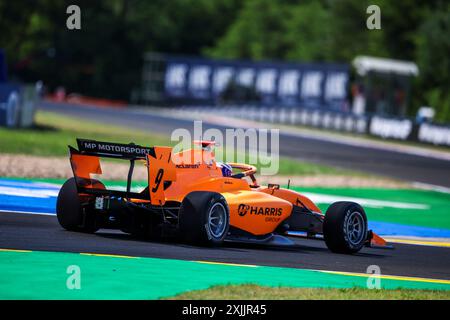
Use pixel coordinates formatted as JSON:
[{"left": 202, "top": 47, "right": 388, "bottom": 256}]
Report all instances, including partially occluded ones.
[{"left": 1, "top": 178, "right": 449, "bottom": 238}]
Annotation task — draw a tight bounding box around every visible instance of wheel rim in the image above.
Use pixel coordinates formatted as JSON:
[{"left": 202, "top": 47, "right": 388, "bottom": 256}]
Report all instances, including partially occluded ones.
[
  {"left": 208, "top": 202, "right": 227, "bottom": 239},
  {"left": 345, "top": 211, "right": 366, "bottom": 246}
]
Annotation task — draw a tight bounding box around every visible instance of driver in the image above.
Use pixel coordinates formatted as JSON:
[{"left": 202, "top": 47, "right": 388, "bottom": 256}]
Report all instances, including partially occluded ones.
[{"left": 216, "top": 162, "right": 233, "bottom": 177}]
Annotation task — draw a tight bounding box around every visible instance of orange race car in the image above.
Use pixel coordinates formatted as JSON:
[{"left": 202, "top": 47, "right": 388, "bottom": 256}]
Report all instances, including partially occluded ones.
[{"left": 57, "top": 139, "right": 390, "bottom": 254}]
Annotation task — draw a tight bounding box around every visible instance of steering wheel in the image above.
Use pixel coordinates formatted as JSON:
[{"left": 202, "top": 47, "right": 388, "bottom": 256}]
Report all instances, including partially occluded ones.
[{"left": 228, "top": 163, "right": 258, "bottom": 187}]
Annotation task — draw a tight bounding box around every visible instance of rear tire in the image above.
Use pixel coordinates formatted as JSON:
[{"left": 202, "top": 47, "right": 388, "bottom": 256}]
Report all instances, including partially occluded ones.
[
  {"left": 179, "top": 191, "right": 230, "bottom": 246},
  {"left": 56, "top": 178, "right": 101, "bottom": 233},
  {"left": 323, "top": 201, "right": 368, "bottom": 254}
]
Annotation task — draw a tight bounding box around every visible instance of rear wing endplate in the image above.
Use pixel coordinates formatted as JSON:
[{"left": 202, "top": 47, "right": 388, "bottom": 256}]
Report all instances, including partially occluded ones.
[{"left": 69, "top": 139, "right": 176, "bottom": 205}]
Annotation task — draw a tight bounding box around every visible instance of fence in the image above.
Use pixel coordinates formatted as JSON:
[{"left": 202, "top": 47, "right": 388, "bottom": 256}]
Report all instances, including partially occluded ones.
[
  {"left": 142, "top": 53, "right": 350, "bottom": 111},
  {"left": 177, "top": 105, "right": 450, "bottom": 147}
]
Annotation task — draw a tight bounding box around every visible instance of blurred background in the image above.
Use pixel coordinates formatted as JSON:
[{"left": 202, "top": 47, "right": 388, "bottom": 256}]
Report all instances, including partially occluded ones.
[{"left": 0, "top": 0, "right": 449, "bottom": 126}]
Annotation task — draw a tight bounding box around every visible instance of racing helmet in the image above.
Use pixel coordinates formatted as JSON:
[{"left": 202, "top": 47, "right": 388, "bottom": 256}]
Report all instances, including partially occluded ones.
[{"left": 217, "top": 162, "right": 233, "bottom": 177}]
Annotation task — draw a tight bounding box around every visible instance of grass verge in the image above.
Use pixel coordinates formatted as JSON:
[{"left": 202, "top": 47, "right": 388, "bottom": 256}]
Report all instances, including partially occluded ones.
[
  {"left": 0, "top": 111, "right": 170, "bottom": 157},
  {"left": 169, "top": 284, "right": 450, "bottom": 300},
  {"left": 2, "top": 250, "right": 450, "bottom": 299},
  {"left": 0, "top": 110, "right": 364, "bottom": 177}
]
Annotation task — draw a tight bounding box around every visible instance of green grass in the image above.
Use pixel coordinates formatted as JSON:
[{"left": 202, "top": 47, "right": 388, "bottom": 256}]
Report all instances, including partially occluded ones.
[
  {"left": 275, "top": 157, "right": 359, "bottom": 176},
  {"left": 2, "top": 250, "right": 450, "bottom": 299},
  {"left": 0, "top": 111, "right": 170, "bottom": 157},
  {"left": 213, "top": 148, "right": 357, "bottom": 176},
  {"left": 292, "top": 187, "right": 450, "bottom": 229},
  {"left": 169, "top": 284, "right": 450, "bottom": 300},
  {"left": 0, "top": 111, "right": 362, "bottom": 176},
  {"left": 7, "top": 176, "right": 448, "bottom": 230}
]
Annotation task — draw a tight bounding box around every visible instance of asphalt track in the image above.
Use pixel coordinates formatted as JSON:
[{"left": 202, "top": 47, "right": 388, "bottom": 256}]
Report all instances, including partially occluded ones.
[
  {"left": 4, "top": 101, "right": 446, "bottom": 284},
  {"left": 1, "top": 211, "right": 450, "bottom": 280},
  {"left": 39, "top": 101, "right": 450, "bottom": 188}
]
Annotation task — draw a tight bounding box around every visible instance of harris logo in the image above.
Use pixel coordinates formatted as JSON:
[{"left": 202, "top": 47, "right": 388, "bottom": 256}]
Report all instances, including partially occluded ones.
[{"left": 238, "top": 204, "right": 282, "bottom": 217}]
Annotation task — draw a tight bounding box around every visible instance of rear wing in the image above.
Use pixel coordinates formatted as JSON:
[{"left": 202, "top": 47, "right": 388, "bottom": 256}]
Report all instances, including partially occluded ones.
[
  {"left": 76, "top": 138, "right": 155, "bottom": 159},
  {"left": 69, "top": 139, "right": 176, "bottom": 205}
]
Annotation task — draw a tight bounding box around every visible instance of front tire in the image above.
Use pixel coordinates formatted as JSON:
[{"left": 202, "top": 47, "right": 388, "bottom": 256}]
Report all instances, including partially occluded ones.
[
  {"left": 323, "top": 202, "right": 368, "bottom": 254},
  {"left": 179, "top": 191, "right": 230, "bottom": 246},
  {"left": 56, "top": 178, "right": 101, "bottom": 233}
]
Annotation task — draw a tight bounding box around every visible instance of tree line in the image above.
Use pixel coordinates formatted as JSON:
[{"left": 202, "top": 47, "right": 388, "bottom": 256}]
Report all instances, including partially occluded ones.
[{"left": 0, "top": 0, "right": 449, "bottom": 121}]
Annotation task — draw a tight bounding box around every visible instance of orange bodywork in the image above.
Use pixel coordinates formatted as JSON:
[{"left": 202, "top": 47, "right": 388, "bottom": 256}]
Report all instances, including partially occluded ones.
[
  {"left": 152, "top": 147, "right": 314, "bottom": 235},
  {"left": 370, "top": 231, "right": 388, "bottom": 247},
  {"left": 68, "top": 139, "right": 391, "bottom": 249},
  {"left": 69, "top": 145, "right": 322, "bottom": 236},
  {"left": 259, "top": 187, "right": 321, "bottom": 213},
  {"left": 70, "top": 153, "right": 102, "bottom": 179},
  {"left": 147, "top": 146, "right": 177, "bottom": 205}
]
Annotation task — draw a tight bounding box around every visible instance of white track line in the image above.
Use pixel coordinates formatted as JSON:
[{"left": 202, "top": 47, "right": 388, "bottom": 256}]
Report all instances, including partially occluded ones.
[
  {"left": 134, "top": 107, "right": 450, "bottom": 162},
  {"left": 0, "top": 209, "right": 55, "bottom": 216}
]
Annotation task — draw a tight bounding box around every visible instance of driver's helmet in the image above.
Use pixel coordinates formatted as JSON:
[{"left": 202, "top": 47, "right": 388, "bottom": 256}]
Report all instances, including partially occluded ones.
[{"left": 217, "top": 162, "right": 232, "bottom": 177}]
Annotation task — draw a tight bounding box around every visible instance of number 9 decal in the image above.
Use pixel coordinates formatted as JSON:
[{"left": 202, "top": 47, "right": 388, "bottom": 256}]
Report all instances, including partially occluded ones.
[
  {"left": 151, "top": 168, "right": 164, "bottom": 193},
  {"left": 148, "top": 147, "right": 176, "bottom": 205}
]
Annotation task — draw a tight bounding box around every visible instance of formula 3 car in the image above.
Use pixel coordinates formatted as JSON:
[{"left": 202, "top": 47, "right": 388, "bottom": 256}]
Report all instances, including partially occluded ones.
[{"left": 56, "top": 139, "right": 390, "bottom": 254}]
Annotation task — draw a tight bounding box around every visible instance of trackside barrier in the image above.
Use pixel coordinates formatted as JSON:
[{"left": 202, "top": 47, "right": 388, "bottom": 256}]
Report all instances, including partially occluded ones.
[
  {"left": 418, "top": 123, "right": 450, "bottom": 147},
  {"left": 0, "top": 83, "right": 39, "bottom": 128},
  {"left": 0, "top": 48, "right": 38, "bottom": 128},
  {"left": 179, "top": 105, "right": 369, "bottom": 134},
  {"left": 176, "top": 105, "right": 450, "bottom": 147},
  {"left": 369, "top": 116, "right": 412, "bottom": 140},
  {"left": 149, "top": 53, "right": 349, "bottom": 109},
  {"left": 0, "top": 83, "right": 20, "bottom": 127}
]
